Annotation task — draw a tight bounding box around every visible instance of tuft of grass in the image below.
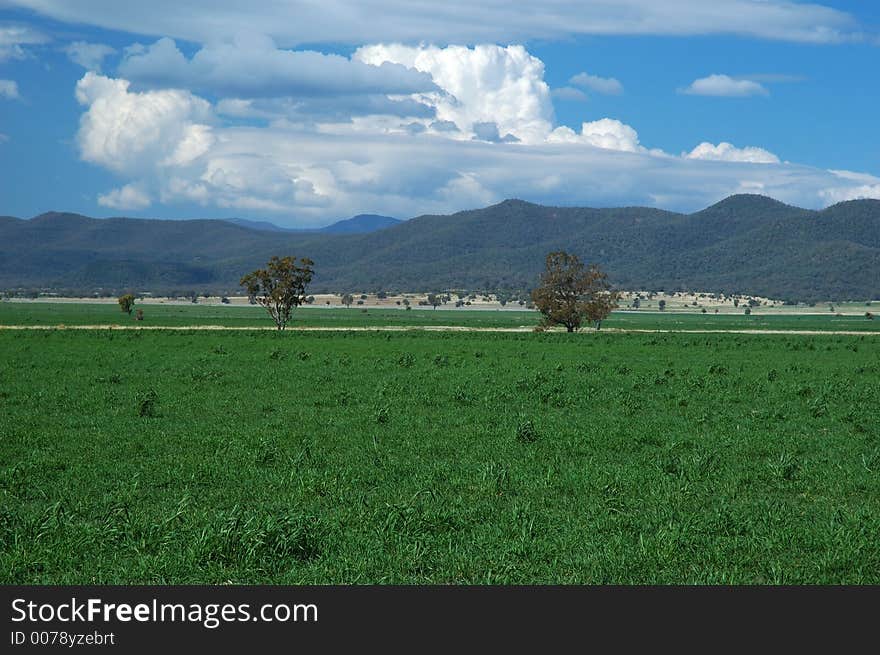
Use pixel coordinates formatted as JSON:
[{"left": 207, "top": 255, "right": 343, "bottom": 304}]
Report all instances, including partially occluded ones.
[
  {"left": 515, "top": 420, "right": 539, "bottom": 443},
  {"left": 136, "top": 389, "right": 159, "bottom": 418}
]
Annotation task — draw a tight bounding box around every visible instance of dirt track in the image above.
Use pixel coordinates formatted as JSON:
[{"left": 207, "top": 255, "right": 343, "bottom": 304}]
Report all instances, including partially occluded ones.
[{"left": 0, "top": 324, "right": 877, "bottom": 336}]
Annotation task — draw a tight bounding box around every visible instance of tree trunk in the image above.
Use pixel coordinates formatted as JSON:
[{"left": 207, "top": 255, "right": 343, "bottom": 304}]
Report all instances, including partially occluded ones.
[{"left": 566, "top": 325, "right": 574, "bottom": 333}]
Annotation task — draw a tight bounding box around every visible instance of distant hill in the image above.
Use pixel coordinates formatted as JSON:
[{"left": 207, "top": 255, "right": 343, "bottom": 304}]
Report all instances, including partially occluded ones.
[
  {"left": 319, "top": 214, "right": 402, "bottom": 234},
  {"left": 224, "top": 214, "right": 401, "bottom": 234},
  {"left": 223, "top": 218, "right": 292, "bottom": 233},
  {"left": 1, "top": 195, "right": 878, "bottom": 300}
]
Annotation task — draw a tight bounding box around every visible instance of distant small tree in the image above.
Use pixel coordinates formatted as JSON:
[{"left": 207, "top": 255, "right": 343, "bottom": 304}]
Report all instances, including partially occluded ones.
[
  {"left": 427, "top": 293, "right": 441, "bottom": 310},
  {"left": 134, "top": 309, "right": 144, "bottom": 321},
  {"left": 221, "top": 296, "right": 230, "bottom": 304},
  {"left": 240, "top": 255, "right": 314, "bottom": 330},
  {"left": 658, "top": 299, "right": 666, "bottom": 311},
  {"left": 341, "top": 293, "right": 353, "bottom": 308},
  {"left": 867, "top": 312, "right": 875, "bottom": 320},
  {"left": 632, "top": 296, "right": 641, "bottom": 309},
  {"left": 118, "top": 294, "right": 135, "bottom": 315},
  {"left": 403, "top": 298, "right": 410, "bottom": 307},
  {"left": 744, "top": 307, "right": 752, "bottom": 315},
  {"left": 530, "top": 251, "right": 618, "bottom": 332}
]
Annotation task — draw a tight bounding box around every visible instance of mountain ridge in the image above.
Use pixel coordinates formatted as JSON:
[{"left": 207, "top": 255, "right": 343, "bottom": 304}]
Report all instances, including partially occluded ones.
[
  {"left": 1, "top": 195, "right": 878, "bottom": 301},
  {"left": 224, "top": 213, "right": 401, "bottom": 234}
]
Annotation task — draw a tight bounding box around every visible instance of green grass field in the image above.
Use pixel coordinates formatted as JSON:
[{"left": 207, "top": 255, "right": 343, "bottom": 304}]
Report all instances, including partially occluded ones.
[
  {"left": 2, "top": 301, "right": 879, "bottom": 331},
  {"left": 2, "top": 328, "right": 878, "bottom": 583}
]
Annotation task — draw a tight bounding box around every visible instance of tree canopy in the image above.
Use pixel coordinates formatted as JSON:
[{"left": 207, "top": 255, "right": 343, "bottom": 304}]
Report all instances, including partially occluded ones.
[
  {"left": 240, "top": 256, "right": 314, "bottom": 330},
  {"left": 117, "top": 294, "right": 135, "bottom": 315},
  {"left": 531, "top": 251, "right": 618, "bottom": 332}
]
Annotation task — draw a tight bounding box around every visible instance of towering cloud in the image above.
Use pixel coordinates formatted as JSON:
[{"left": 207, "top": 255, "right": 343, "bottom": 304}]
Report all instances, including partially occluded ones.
[
  {"left": 75, "top": 72, "right": 214, "bottom": 175},
  {"left": 354, "top": 44, "right": 554, "bottom": 144}
]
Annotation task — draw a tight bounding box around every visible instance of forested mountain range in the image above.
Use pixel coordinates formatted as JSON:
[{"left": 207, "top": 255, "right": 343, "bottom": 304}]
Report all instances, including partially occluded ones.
[{"left": 1, "top": 194, "right": 877, "bottom": 301}]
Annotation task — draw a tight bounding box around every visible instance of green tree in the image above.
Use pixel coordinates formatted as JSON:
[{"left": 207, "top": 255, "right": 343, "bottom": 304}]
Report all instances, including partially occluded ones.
[
  {"left": 341, "top": 293, "right": 353, "bottom": 308},
  {"left": 530, "top": 251, "right": 618, "bottom": 332},
  {"left": 240, "top": 256, "right": 314, "bottom": 330},
  {"left": 658, "top": 299, "right": 666, "bottom": 311},
  {"left": 118, "top": 294, "right": 135, "bottom": 315},
  {"left": 427, "top": 293, "right": 441, "bottom": 309}
]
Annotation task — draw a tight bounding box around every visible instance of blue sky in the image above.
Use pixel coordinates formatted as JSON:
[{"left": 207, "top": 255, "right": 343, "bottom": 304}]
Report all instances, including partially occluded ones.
[{"left": 0, "top": 1, "right": 878, "bottom": 226}]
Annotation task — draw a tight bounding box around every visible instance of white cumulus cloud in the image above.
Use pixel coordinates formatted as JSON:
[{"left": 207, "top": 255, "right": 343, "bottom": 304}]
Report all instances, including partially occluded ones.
[
  {"left": 354, "top": 44, "right": 554, "bottom": 144},
  {"left": 681, "top": 74, "right": 768, "bottom": 97},
  {"left": 548, "top": 119, "right": 642, "bottom": 152},
  {"left": 67, "top": 50, "right": 879, "bottom": 225},
  {"left": 75, "top": 72, "right": 214, "bottom": 174},
  {"left": 97, "top": 184, "right": 152, "bottom": 210},
  {"left": 685, "top": 141, "right": 780, "bottom": 164},
  {"left": 819, "top": 170, "right": 880, "bottom": 203},
  {"left": 570, "top": 72, "right": 623, "bottom": 95},
  {"left": 0, "top": 24, "right": 48, "bottom": 61},
  {"left": 65, "top": 41, "right": 116, "bottom": 71}
]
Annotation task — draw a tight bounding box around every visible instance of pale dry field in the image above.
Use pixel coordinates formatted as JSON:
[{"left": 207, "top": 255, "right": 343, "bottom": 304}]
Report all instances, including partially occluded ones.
[{"left": 9, "top": 291, "right": 876, "bottom": 316}]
